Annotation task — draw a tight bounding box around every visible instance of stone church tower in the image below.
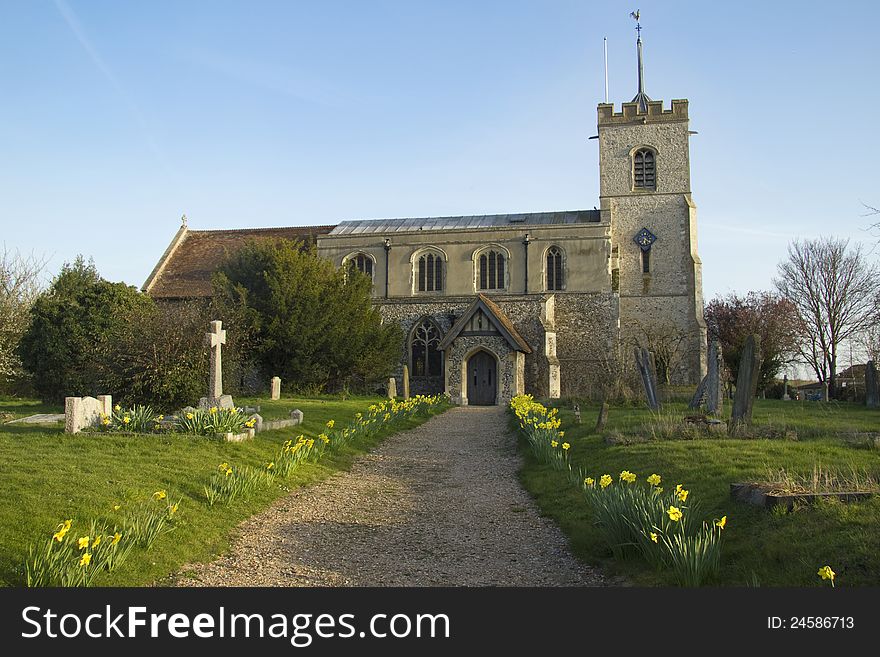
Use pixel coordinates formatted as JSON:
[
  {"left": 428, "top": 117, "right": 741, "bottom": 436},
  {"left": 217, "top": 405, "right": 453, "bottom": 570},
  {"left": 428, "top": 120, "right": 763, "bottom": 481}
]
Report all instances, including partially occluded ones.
[{"left": 599, "top": 24, "right": 707, "bottom": 383}]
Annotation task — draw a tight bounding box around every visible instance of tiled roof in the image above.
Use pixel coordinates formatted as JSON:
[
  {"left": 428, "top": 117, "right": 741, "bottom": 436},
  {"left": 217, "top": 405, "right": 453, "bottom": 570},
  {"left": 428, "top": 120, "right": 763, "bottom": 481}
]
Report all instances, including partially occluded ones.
[
  {"left": 329, "top": 210, "right": 601, "bottom": 235},
  {"left": 145, "top": 226, "right": 335, "bottom": 299},
  {"left": 438, "top": 294, "right": 532, "bottom": 353}
]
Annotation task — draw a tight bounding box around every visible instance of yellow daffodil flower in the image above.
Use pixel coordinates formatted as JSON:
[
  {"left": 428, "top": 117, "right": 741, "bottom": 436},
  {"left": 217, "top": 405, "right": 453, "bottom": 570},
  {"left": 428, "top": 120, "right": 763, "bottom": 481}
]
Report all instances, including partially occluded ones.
[
  {"left": 326, "top": 420, "right": 335, "bottom": 429},
  {"left": 77, "top": 536, "right": 90, "bottom": 550},
  {"left": 110, "top": 532, "right": 122, "bottom": 546},
  {"left": 818, "top": 565, "right": 835, "bottom": 584},
  {"left": 620, "top": 470, "right": 637, "bottom": 484},
  {"left": 92, "top": 535, "right": 101, "bottom": 548},
  {"left": 562, "top": 442, "right": 570, "bottom": 450},
  {"left": 647, "top": 474, "right": 661, "bottom": 486},
  {"left": 715, "top": 516, "right": 727, "bottom": 530},
  {"left": 80, "top": 553, "right": 92, "bottom": 566},
  {"left": 667, "top": 506, "right": 683, "bottom": 522},
  {"left": 584, "top": 477, "right": 595, "bottom": 487},
  {"left": 153, "top": 490, "right": 167, "bottom": 501},
  {"left": 600, "top": 474, "right": 613, "bottom": 489},
  {"left": 650, "top": 532, "right": 659, "bottom": 543},
  {"left": 677, "top": 489, "right": 689, "bottom": 502}
]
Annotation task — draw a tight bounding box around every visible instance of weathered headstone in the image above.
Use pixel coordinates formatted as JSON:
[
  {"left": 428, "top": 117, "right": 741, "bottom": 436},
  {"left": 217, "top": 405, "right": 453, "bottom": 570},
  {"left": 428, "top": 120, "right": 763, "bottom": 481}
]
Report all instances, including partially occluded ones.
[
  {"left": 729, "top": 334, "right": 762, "bottom": 436},
  {"left": 270, "top": 376, "right": 281, "bottom": 401},
  {"left": 866, "top": 361, "right": 879, "bottom": 408},
  {"left": 573, "top": 403, "right": 581, "bottom": 424},
  {"left": 688, "top": 375, "right": 708, "bottom": 410},
  {"left": 822, "top": 381, "right": 830, "bottom": 402},
  {"left": 402, "top": 365, "right": 410, "bottom": 399},
  {"left": 387, "top": 377, "right": 397, "bottom": 399},
  {"left": 199, "top": 320, "right": 235, "bottom": 410},
  {"left": 249, "top": 413, "right": 263, "bottom": 433},
  {"left": 782, "top": 374, "right": 791, "bottom": 401},
  {"left": 706, "top": 340, "right": 724, "bottom": 415},
  {"left": 634, "top": 346, "right": 660, "bottom": 411},
  {"left": 290, "top": 409, "right": 304, "bottom": 424},
  {"left": 65, "top": 395, "right": 112, "bottom": 434}
]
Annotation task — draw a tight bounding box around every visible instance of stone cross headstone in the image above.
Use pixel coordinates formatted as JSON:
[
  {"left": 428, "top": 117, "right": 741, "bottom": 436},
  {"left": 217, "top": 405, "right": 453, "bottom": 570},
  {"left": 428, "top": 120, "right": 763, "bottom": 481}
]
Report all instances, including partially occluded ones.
[
  {"left": 271, "top": 376, "right": 281, "bottom": 401},
  {"left": 865, "top": 361, "right": 879, "bottom": 408},
  {"left": 706, "top": 340, "right": 724, "bottom": 415},
  {"left": 387, "top": 377, "right": 397, "bottom": 399},
  {"left": 65, "top": 395, "right": 112, "bottom": 434},
  {"left": 402, "top": 365, "right": 410, "bottom": 399},
  {"left": 634, "top": 346, "right": 660, "bottom": 411},
  {"left": 729, "top": 334, "right": 762, "bottom": 436},
  {"left": 782, "top": 374, "right": 791, "bottom": 401},
  {"left": 207, "top": 320, "right": 226, "bottom": 400}
]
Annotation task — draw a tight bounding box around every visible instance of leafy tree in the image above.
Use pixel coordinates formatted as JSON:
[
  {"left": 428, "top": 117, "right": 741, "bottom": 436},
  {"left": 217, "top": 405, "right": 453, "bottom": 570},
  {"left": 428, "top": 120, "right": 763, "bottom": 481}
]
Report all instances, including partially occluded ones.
[
  {"left": 774, "top": 237, "right": 879, "bottom": 396},
  {"left": 704, "top": 291, "right": 799, "bottom": 392},
  {"left": 214, "top": 240, "right": 401, "bottom": 392},
  {"left": 18, "top": 257, "right": 152, "bottom": 402},
  {"left": 0, "top": 247, "right": 46, "bottom": 392}
]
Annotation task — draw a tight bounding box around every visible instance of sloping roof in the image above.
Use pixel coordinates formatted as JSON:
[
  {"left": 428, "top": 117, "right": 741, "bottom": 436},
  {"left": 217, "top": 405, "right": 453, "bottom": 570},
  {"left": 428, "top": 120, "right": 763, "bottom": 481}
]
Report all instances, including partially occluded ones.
[
  {"left": 144, "top": 226, "right": 335, "bottom": 299},
  {"left": 438, "top": 294, "right": 532, "bottom": 353},
  {"left": 837, "top": 364, "right": 866, "bottom": 380},
  {"left": 329, "top": 210, "right": 600, "bottom": 235}
]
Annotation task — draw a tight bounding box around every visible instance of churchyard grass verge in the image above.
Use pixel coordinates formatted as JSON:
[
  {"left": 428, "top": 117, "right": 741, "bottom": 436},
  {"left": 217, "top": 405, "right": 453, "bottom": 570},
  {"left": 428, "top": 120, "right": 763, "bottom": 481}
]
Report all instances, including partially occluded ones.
[
  {"left": 513, "top": 397, "right": 880, "bottom": 586},
  {"left": 512, "top": 394, "right": 725, "bottom": 585},
  {"left": 2, "top": 394, "right": 450, "bottom": 586},
  {"left": 174, "top": 407, "right": 256, "bottom": 436}
]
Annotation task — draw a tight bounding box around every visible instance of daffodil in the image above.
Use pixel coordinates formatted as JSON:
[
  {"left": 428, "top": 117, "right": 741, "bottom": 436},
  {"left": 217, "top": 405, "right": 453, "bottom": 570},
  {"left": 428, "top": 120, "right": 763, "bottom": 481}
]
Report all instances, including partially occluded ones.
[
  {"left": 818, "top": 565, "right": 835, "bottom": 585},
  {"left": 153, "top": 490, "right": 167, "bottom": 501},
  {"left": 186, "top": 413, "right": 194, "bottom": 420},
  {"left": 79, "top": 553, "right": 92, "bottom": 566},
  {"left": 326, "top": 420, "right": 335, "bottom": 429},
  {"left": 620, "top": 470, "right": 636, "bottom": 484},
  {"left": 52, "top": 520, "right": 72, "bottom": 542},
  {"left": 584, "top": 477, "right": 595, "bottom": 487},
  {"left": 551, "top": 440, "right": 559, "bottom": 448},
  {"left": 667, "top": 506, "right": 683, "bottom": 522},
  {"left": 715, "top": 516, "right": 727, "bottom": 530},
  {"left": 169, "top": 503, "right": 179, "bottom": 515},
  {"left": 677, "top": 489, "right": 689, "bottom": 502},
  {"left": 92, "top": 535, "right": 101, "bottom": 548},
  {"left": 600, "top": 474, "right": 613, "bottom": 489},
  {"left": 266, "top": 462, "right": 275, "bottom": 470},
  {"left": 650, "top": 532, "right": 659, "bottom": 543},
  {"left": 77, "top": 536, "right": 90, "bottom": 550},
  {"left": 114, "top": 404, "right": 121, "bottom": 412},
  {"left": 562, "top": 442, "right": 570, "bottom": 450},
  {"left": 647, "top": 474, "right": 661, "bottom": 486},
  {"left": 110, "top": 532, "right": 122, "bottom": 546}
]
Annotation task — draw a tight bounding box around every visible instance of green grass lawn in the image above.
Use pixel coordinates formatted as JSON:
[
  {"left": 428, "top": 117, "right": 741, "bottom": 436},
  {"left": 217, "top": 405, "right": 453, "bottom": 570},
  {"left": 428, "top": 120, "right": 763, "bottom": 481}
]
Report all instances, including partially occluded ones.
[
  {"left": 0, "top": 395, "right": 447, "bottom": 587},
  {"left": 517, "top": 398, "right": 880, "bottom": 587}
]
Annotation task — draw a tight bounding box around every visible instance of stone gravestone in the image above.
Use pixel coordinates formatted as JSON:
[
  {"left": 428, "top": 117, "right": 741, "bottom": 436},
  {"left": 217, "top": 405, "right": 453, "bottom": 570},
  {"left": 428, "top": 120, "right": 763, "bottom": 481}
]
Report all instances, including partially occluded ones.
[
  {"left": 199, "top": 320, "right": 235, "bottom": 410},
  {"left": 865, "top": 361, "right": 879, "bottom": 408},
  {"left": 688, "top": 375, "right": 708, "bottom": 410},
  {"left": 822, "top": 381, "right": 830, "bottom": 402},
  {"left": 270, "top": 377, "right": 281, "bottom": 401},
  {"left": 65, "top": 395, "right": 112, "bottom": 434},
  {"left": 290, "top": 409, "right": 304, "bottom": 424},
  {"left": 729, "top": 334, "right": 762, "bottom": 436},
  {"left": 634, "top": 346, "right": 660, "bottom": 411},
  {"left": 782, "top": 374, "right": 791, "bottom": 401},
  {"left": 402, "top": 365, "right": 410, "bottom": 400},
  {"left": 387, "top": 377, "right": 397, "bottom": 400},
  {"left": 706, "top": 340, "right": 724, "bottom": 415}
]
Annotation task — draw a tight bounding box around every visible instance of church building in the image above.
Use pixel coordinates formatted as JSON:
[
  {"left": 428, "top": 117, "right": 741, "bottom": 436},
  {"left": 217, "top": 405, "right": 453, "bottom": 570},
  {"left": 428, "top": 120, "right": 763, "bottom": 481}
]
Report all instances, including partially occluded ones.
[{"left": 144, "top": 28, "right": 707, "bottom": 405}]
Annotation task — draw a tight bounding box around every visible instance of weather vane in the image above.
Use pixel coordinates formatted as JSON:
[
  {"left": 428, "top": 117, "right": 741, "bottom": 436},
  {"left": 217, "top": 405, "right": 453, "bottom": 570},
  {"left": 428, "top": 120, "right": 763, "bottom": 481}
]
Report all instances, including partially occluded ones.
[{"left": 630, "top": 10, "right": 642, "bottom": 38}]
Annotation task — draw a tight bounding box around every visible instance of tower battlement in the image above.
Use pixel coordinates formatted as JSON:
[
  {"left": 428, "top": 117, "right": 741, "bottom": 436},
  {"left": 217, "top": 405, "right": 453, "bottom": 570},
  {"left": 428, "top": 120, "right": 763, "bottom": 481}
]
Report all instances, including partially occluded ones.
[{"left": 597, "top": 99, "right": 688, "bottom": 126}]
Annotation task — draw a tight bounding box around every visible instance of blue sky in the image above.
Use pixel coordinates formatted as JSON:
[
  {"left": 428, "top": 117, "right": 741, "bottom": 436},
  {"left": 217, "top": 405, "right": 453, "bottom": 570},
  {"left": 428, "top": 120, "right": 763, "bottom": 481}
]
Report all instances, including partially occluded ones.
[{"left": 1, "top": 0, "right": 878, "bottom": 300}]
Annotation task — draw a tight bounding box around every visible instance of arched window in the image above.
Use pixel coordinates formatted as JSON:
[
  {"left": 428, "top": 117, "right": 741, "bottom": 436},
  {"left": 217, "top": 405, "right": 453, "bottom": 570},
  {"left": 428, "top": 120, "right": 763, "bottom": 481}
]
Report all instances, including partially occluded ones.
[
  {"left": 410, "top": 318, "right": 443, "bottom": 377},
  {"left": 546, "top": 246, "right": 564, "bottom": 291},
  {"left": 345, "top": 252, "right": 374, "bottom": 279},
  {"left": 478, "top": 249, "right": 506, "bottom": 291},
  {"left": 633, "top": 148, "right": 656, "bottom": 190},
  {"left": 416, "top": 252, "right": 443, "bottom": 292}
]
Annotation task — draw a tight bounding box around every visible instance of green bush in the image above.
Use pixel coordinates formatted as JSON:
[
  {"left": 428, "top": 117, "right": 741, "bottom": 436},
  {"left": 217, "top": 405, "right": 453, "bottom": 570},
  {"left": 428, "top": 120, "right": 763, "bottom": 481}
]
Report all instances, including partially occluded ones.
[{"left": 214, "top": 239, "right": 402, "bottom": 392}]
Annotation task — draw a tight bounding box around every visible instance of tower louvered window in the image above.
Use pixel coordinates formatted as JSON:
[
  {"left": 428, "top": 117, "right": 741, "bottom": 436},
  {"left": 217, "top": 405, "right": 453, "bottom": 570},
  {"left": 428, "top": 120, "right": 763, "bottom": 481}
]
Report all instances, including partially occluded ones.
[
  {"left": 417, "top": 253, "right": 443, "bottom": 292},
  {"left": 546, "top": 246, "right": 564, "bottom": 291},
  {"left": 478, "top": 250, "right": 506, "bottom": 290},
  {"left": 633, "top": 149, "right": 656, "bottom": 190}
]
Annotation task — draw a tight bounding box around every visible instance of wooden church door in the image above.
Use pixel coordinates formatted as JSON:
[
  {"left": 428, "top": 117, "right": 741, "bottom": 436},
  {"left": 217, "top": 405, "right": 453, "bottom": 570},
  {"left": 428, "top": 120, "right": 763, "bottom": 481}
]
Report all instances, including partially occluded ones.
[{"left": 467, "top": 351, "right": 497, "bottom": 406}]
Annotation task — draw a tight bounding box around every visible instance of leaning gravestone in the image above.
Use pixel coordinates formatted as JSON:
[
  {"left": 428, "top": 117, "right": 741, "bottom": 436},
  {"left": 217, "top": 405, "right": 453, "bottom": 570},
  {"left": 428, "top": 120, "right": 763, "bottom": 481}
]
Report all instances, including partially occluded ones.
[
  {"left": 729, "top": 334, "right": 762, "bottom": 436},
  {"left": 706, "top": 340, "right": 724, "bottom": 415},
  {"left": 634, "top": 346, "right": 660, "bottom": 411},
  {"left": 270, "top": 377, "right": 281, "bottom": 401},
  {"left": 866, "top": 361, "right": 879, "bottom": 408},
  {"left": 387, "top": 377, "right": 397, "bottom": 400},
  {"left": 782, "top": 374, "right": 791, "bottom": 401},
  {"left": 688, "top": 375, "right": 708, "bottom": 410},
  {"left": 65, "top": 395, "right": 113, "bottom": 434},
  {"left": 198, "top": 320, "right": 235, "bottom": 410},
  {"left": 402, "top": 365, "right": 410, "bottom": 400}
]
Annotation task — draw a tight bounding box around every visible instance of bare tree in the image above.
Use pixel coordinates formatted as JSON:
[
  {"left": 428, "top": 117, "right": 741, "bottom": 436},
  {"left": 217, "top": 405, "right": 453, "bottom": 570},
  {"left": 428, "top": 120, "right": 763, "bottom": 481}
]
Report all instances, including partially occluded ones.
[
  {"left": 0, "top": 247, "right": 46, "bottom": 384},
  {"left": 774, "top": 237, "right": 879, "bottom": 396},
  {"left": 627, "top": 319, "right": 689, "bottom": 385}
]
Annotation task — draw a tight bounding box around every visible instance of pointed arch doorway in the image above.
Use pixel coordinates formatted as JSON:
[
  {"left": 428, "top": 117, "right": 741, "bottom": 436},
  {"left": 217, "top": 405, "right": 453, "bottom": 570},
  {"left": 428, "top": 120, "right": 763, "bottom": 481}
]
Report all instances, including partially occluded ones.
[{"left": 467, "top": 350, "right": 498, "bottom": 406}]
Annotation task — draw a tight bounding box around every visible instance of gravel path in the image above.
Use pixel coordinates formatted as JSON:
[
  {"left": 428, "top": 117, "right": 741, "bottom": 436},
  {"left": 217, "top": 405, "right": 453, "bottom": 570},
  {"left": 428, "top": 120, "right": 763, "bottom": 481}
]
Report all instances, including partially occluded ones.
[{"left": 175, "top": 406, "right": 609, "bottom": 587}]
